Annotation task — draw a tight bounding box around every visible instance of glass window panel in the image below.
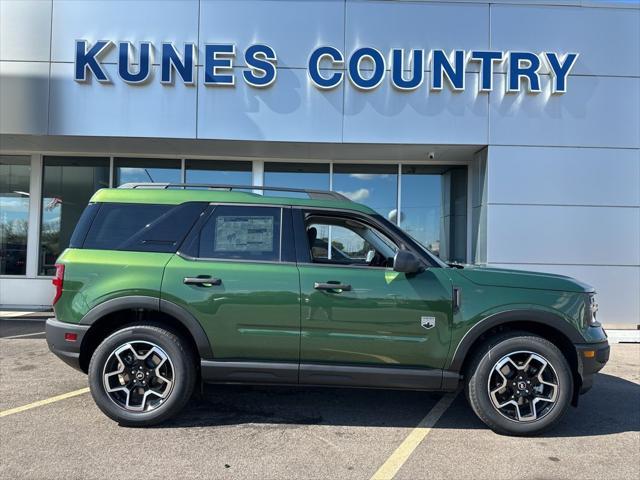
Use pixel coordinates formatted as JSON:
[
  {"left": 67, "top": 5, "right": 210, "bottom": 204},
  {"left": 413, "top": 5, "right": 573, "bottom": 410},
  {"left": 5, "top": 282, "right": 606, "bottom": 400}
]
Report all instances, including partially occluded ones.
[
  {"left": 306, "top": 220, "right": 397, "bottom": 267},
  {"left": 185, "top": 160, "right": 252, "bottom": 187},
  {"left": 115, "top": 158, "right": 181, "bottom": 186},
  {"left": 445, "top": 168, "right": 468, "bottom": 263},
  {"left": 82, "top": 202, "right": 206, "bottom": 253},
  {"left": 1, "top": 156, "right": 30, "bottom": 275},
  {"left": 311, "top": 224, "right": 368, "bottom": 262},
  {"left": 400, "top": 165, "right": 467, "bottom": 263},
  {"left": 332, "top": 164, "right": 398, "bottom": 222},
  {"left": 198, "top": 205, "right": 281, "bottom": 261},
  {"left": 400, "top": 165, "right": 443, "bottom": 257},
  {"left": 83, "top": 203, "right": 171, "bottom": 250},
  {"left": 264, "top": 162, "right": 329, "bottom": 197},
  {"left": 40, "top": 156, "right": 109, "bottom": 275}
]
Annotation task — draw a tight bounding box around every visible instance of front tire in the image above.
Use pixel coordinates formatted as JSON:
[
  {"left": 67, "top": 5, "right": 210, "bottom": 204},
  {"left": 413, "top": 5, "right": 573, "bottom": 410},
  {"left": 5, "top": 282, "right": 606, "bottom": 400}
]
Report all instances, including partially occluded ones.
[
  {"left": 465, "top": 333, "right": 573, "bottom": 436},
  {"left": 88, "top": 324, "right": 196, "bottom": 427}
]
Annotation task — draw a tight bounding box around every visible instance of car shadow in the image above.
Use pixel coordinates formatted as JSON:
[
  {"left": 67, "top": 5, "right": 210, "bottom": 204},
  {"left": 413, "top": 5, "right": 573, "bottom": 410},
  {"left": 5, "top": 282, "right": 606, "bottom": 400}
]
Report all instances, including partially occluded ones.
[
  {"left": 545, "top": 372, "right": 640, "bottom": 438},
  {"left": 0, "top": 319, "right": 47, "bottom": 338},
  {"left": 156, "top": 372, "right": 639, "bottom": 437},
  {"left": 433, "top": 372, "right": 640, "bottom": 437}
]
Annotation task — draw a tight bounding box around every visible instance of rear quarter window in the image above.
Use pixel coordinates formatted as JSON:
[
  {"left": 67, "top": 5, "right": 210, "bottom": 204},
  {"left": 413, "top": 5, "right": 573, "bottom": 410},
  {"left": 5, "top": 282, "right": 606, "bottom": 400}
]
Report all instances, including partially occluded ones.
[
  {"left": 68, "top": 203, "right": 100, "bottom": 248},
  {"left": 81, "top": 202, "right": 206, "bottom": 252}
]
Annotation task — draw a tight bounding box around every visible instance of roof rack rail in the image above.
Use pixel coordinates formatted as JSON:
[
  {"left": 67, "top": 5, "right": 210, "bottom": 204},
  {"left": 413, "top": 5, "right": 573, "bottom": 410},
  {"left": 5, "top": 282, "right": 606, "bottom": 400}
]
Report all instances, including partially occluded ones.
[{"left": 117, "top": 183, "right": 350, "bottom": 201}]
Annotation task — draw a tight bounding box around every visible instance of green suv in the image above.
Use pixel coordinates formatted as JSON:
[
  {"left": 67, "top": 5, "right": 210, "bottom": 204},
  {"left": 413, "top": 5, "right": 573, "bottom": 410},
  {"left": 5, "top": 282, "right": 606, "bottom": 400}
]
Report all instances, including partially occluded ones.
[{"left": 46, "top": 184, "right": 609, "bottom": 435}]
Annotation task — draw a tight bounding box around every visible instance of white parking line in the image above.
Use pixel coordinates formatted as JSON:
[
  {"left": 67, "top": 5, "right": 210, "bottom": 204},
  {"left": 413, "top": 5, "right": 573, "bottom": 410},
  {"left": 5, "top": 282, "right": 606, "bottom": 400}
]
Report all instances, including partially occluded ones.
[{"left": 1, "top": 331, "right": 46, "bottom": 339}]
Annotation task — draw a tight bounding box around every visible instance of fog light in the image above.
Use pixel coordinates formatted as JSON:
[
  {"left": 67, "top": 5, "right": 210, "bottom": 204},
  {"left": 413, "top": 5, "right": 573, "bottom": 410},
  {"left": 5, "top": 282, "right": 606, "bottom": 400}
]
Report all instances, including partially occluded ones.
[{"left": 64, "top": 332, "right": 78, "bottom": 342}]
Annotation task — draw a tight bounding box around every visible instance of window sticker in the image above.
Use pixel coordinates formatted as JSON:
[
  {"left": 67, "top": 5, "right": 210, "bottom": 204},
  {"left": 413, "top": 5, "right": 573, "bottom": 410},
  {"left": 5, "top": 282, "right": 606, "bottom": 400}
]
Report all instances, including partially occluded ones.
[{"left": 214, "top": 216, "right": 274, "bottom": 253}]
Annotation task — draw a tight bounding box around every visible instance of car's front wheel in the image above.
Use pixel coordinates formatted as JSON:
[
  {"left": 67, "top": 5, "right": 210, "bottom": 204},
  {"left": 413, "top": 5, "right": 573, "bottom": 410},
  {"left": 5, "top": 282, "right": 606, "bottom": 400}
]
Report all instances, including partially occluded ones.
[
  {"left": 88, "top": 324, "right": 196, "bottom": 427},
  {"left": 465, "top": 333, "right": 573, "bottom": 436}
]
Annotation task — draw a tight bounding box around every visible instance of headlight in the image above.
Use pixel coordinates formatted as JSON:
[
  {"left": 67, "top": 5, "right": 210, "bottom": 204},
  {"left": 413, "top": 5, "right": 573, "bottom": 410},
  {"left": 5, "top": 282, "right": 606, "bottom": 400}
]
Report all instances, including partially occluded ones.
[{"left": 587, "top": 294, "right": 599, "bottom": 326}]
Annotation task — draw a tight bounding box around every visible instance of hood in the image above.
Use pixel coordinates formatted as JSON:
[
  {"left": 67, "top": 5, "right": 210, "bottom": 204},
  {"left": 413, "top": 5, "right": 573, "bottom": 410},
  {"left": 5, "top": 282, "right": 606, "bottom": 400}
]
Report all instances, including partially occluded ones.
[{"left": 458, "top": 265, "right": 595, "bottom": 293}]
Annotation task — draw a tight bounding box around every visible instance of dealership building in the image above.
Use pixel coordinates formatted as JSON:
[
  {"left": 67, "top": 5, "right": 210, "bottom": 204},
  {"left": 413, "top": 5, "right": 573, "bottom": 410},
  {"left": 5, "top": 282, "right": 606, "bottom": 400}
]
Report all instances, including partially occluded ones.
[{"left": 0, "top": 0, "right": 638, "bottom": 327}]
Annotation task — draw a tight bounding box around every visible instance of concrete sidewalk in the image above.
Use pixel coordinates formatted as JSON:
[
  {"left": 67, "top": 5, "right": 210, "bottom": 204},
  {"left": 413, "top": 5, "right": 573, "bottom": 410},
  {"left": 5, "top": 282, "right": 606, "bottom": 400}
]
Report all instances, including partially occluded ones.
[
  {"left": 608, "top": 329, "right": 640, "bottom": 344},
  {"left": 0, "top": 311, "right": 54, "bottom": 320}
]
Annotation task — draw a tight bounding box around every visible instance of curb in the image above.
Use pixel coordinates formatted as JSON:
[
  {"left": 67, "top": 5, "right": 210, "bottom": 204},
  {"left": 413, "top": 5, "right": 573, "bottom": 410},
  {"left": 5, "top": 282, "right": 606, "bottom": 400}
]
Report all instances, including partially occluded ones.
[{"left": 606, "top": 330, "right": 640, "bottom": 344}]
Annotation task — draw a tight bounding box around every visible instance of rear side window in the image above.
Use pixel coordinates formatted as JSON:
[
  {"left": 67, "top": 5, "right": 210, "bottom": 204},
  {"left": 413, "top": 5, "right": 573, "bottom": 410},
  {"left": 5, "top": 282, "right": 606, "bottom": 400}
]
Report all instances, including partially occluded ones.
[
  {"left": 68, "top": 203, "right": 100, "bottom": 248},
  {"left": 198, "top": 205, "right": 281, "bottom": 261},
  {"left": 81, "top": 202, "right": 206, "bottom": 252}
]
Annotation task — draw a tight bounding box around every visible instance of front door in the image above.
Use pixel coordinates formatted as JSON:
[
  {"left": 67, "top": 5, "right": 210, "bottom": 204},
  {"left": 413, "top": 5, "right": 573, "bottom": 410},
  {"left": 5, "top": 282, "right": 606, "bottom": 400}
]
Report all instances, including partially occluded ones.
[
  {"left": 161, "top": 204, "right": 300, "bottom": 383},
  {"left": 296, "top": 212, "right": 452, "bottom": 387}
]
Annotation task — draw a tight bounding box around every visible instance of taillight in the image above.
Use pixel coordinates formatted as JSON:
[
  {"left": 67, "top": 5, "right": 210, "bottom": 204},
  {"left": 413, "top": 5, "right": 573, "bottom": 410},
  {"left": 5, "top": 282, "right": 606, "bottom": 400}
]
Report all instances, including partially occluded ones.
[{"left": 52, "top": 264, "right": 65, "bottom": 305}]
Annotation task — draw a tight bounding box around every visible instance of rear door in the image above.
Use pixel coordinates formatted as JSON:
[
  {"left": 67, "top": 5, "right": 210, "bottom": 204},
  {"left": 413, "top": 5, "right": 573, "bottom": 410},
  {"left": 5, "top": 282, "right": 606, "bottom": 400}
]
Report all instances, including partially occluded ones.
[{"left": 161, "top": 204, "right": 300, "bottom": 383}]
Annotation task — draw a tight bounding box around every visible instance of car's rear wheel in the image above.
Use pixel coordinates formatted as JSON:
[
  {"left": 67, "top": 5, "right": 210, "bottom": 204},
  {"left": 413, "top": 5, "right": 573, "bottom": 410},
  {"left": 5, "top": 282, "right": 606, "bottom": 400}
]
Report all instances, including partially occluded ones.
[
  {"left": 465, "top": 333, "right": 573, "bottom": 436},
  {"left": 88, "top": 324, "right": 196, "bottom": 426}
]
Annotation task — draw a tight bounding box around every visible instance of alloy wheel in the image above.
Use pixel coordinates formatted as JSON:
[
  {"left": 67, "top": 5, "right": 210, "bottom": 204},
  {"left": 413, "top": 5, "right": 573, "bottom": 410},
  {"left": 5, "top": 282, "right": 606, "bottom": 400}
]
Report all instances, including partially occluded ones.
[
  {"left": 487, "top": 350, "right": 559, "bottom": 422},
  {"left": 102, "top": 341, "right": 175, "bottom": 412}
]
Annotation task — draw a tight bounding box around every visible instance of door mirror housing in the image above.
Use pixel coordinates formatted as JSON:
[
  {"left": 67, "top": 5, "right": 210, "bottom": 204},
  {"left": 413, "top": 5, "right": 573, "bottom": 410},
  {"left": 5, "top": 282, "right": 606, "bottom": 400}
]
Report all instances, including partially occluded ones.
[{"left": 393, "top": 250, "right": 423, "bottom": 274}]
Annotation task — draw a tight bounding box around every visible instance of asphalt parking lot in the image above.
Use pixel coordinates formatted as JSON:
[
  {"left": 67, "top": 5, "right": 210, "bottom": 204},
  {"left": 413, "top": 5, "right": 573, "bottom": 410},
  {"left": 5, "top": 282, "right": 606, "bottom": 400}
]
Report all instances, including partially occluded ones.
[{"left": 0, "top": 319, "right": 638, "bottom": 480}]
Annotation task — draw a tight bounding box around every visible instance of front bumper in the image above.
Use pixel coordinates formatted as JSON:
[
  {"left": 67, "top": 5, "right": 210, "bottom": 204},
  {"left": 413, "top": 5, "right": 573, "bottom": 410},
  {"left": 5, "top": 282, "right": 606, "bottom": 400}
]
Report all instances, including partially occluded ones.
[
  {"left": 45, "top": 318, "right": 90, "bottom": 372},
  {"left": 575, "top": 339, "right": 610, "bottom": 394}
]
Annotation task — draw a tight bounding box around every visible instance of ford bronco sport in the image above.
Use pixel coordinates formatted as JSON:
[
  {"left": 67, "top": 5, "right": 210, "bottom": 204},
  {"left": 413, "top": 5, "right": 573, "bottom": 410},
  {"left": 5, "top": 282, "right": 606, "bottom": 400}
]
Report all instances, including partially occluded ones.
[{"left": 46, "top": 184, "right": 609, "bottom": 435}]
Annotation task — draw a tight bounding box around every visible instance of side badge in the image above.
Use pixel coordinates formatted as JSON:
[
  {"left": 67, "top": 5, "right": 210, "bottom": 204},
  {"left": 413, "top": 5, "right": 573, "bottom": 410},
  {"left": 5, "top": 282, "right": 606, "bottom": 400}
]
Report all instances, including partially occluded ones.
[{"left": 421, "top": 316, "right": 436, "bottom": 330}]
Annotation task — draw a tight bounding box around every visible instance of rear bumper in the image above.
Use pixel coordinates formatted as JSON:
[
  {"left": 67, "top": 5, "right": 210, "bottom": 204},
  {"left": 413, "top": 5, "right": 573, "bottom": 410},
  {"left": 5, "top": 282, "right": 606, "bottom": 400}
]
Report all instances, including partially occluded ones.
[
  {"left": 45, "top": 318, "right": 89, "bottom": 372},
  {"left": 575, "top": 340, "right": 610, "bottom": 394}
]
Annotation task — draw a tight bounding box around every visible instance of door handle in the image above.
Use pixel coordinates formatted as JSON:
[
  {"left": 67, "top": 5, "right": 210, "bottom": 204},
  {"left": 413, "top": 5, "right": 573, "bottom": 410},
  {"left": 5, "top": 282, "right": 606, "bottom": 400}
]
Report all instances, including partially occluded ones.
[
  {"left": 183, "top": 276, "right": 222, "bottom": 287},
  {"left": 314, "top": 282, "right": 352, "bottom": 292}
]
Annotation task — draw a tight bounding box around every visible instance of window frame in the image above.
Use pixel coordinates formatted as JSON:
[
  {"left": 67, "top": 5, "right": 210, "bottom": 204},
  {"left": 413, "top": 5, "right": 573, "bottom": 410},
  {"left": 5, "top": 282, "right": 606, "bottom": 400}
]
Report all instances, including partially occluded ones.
[
  {"left": 304, "top": 215, "right": 399, "bottom": 268},
  {"left": 39, "top": 155, "right": 110, "bottom": 276},
  {"left": 113, "top": 157, "right": 182, "bottom": 187},
  {"left": 0, "top": 155, "right": 31, "bottom": 276},
  {"left": 292, "top": 207, "right": 442, "bottom": 269},
  {"left": 185, "top": 159, "right": 253, "bottom": 186},
  {"left": 78, "top": 202, "right": 208, "bottom": 253},
  {"left": 178, "top": 203, "right": 295, "bottom": 265}
]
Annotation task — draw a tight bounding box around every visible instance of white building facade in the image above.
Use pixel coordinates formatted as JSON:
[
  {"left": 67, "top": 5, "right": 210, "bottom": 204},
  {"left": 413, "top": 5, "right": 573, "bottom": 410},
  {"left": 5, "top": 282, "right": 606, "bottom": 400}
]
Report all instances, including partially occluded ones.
[{"left": 0, "top": 0, "right": 638, "bottom": 327}]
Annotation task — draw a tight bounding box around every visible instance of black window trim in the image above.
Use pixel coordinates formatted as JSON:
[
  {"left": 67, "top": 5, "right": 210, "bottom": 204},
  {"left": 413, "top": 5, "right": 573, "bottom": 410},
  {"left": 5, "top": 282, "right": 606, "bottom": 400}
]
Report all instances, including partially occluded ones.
[{"left": 292, "top": 207, "right": 441, "bottom": 269}]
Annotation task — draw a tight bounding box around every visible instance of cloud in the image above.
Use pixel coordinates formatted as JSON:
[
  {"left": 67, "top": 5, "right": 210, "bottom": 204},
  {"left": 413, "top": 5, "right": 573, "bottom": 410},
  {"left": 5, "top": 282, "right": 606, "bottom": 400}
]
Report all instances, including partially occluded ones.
[
  {"left": 349, "top": 173, "right": 389, "bottom": 181},
  {"left": 0, "top": 198, "right": 29, "bottom": 213},
  {"left": 388, "top": 209, "right": 406, "bottom": 223},
  {"left": 338, "top": 188, "right": 370, "bottom": 202}
]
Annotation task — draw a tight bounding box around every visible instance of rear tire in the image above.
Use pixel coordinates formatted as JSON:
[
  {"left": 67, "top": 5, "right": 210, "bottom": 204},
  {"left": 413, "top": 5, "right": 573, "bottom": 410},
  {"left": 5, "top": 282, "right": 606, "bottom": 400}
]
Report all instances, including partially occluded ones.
[
  {"left": 465, "top": 332, "right": 573, "bottom": 436},
  {"left": 88, "top": 324, "right": 196, "bottom": 427}
]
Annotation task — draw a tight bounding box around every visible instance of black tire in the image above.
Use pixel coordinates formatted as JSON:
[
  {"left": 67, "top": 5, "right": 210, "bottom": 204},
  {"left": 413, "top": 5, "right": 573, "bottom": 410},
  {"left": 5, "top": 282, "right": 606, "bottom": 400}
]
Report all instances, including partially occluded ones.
[
  {"left": 88, "top": 324, "right": 197, "bottom": 427},
  {"left": 465, "top": 332, "right": 573, "bottom": 436}
]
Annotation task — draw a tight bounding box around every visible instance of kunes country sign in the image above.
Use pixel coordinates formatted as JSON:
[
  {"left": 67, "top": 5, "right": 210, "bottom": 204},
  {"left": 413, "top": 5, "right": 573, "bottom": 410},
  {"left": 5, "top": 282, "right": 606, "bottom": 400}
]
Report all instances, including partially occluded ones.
[{"left": 74, "top": 41, "right": 579, "bottom": 94}]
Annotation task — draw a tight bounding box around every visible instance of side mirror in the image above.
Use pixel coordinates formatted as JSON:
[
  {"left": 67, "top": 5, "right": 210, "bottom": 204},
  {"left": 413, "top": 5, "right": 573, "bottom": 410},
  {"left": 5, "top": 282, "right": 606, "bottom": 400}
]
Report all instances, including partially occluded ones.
[{"left": 393, "top": 250, "right": 423, "bottom": 274}]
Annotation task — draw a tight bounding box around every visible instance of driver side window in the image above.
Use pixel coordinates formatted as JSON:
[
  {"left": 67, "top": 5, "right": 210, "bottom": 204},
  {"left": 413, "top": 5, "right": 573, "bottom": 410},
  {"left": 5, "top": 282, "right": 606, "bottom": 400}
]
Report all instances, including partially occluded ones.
[{"left": 306, "top": 219, "right": 398, "bottom": 267}]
